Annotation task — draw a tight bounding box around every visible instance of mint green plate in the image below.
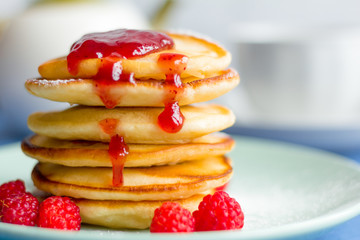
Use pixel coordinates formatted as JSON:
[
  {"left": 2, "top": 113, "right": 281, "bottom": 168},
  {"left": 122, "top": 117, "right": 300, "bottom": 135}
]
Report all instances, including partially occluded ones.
[{"left": 1, "top": 136, "right": 360, "bottom": 240}]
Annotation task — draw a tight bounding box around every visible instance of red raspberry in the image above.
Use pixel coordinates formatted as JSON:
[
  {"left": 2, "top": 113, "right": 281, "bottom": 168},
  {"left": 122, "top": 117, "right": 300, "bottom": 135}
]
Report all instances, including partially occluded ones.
[
  {"left": 193, "top": 191, "right": 244, "bottom": 231},
  {"left": 150, "top": 202, "right": 195, "bottom": 233},
  {"left": 37, "top": 196, "right": 81, "bottom": 230},
  {"left": 1, "top": 192, "right": 39, "bottom": 226},
  {"left": 0, "top": 180, "right": 26, "bottom": 211}
]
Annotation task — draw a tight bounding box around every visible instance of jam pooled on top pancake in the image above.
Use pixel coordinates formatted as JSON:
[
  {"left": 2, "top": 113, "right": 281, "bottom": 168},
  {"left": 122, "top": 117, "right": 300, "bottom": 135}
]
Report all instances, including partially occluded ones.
[
  {"left": 67, "top": 29, "right": 174, "bottom": 75},
  {"left": 67, "top": 29, "right": 187, "bottom": 133},
  {"left": 67, "top": 29, "right": 174, "bottom": 110}
]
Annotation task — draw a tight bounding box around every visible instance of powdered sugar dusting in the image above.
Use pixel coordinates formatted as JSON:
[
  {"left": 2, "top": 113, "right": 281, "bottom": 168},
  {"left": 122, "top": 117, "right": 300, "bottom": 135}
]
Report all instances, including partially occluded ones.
[
  {"left": 227, "top": 138, "right": 360, "bottom": 232},
  {"left": 28, "top": 78, "right": 80, "bottom": 86}
]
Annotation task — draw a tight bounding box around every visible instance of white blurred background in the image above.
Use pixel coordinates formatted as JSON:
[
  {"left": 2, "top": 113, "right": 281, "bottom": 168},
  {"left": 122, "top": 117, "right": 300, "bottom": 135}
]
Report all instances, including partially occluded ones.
[{"left": 1, "top": 0, "right": 360, "bottom": 151}]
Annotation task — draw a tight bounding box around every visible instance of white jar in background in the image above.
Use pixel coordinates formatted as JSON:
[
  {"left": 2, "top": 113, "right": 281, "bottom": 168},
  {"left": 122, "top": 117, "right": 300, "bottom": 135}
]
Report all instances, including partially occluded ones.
[{"left": 0, "top": 1, "right": 149, "bottom": 137}]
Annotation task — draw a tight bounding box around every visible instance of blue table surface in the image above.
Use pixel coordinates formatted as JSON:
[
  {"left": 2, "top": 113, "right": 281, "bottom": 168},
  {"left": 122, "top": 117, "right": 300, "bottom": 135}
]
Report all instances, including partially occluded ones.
[{"left": 0, "top": 132, "right": 359, "bottom": 240}]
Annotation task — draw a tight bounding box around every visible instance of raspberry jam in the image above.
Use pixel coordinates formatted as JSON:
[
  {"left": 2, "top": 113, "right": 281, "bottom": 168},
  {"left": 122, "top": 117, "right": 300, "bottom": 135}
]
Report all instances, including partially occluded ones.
[
  {"left": 67, "top": 29, "right": 174, "bottom": 75},
  {"left": 157, "top": 53, "right": 188, "bottom": 133},
  {"left": 157, "top": 101, "right": 184, "bottom": 133},
  {"left": 108, "top": 134, "right": 129, "bottom": 186},
  {"left": 157, "top": 53, "right": 188, "bottom": 87},
  {"left": 67, "top": 29, "right": 174, "bottom": 109},
  {"left": 94, "top": 57, "right": 136, "bottom": 109},
  {"left": 99, "top": 118, "right": 129, "bottom": 186},
  {"left": 99, "top": 118, "right": 119, "bottom": 135}
]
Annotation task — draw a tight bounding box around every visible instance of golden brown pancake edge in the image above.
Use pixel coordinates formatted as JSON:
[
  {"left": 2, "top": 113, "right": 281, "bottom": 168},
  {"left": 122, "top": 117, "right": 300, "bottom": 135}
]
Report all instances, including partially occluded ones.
[
  {"left": 25, "top": 69, "right": 239, "bottom": 107},
  {"left": 31, "top": 156, "right": 233, "bottom": 201},
  {"left": 74, "top": 193, "right": 207, "bottom": 229},
  {"left": 27, "top": 104, "right": 236, "bottom": 143},
  {"left": 21, "top": 133, "right": 235, "bottom": 167}
]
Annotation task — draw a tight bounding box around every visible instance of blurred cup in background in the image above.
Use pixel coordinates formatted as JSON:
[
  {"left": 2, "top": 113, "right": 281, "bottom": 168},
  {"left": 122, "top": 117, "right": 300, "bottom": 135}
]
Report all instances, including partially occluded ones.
[{"left": 231, "top": 23, "right": 360, "bottom": 127}]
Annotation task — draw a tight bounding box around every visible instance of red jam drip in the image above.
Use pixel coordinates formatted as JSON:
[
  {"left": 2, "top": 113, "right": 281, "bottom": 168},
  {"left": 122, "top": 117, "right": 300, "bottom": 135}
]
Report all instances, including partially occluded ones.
[
  {"left": 157, "top": 101, "right": 184, "bottom": 133},
  {"left": 108, "top": 134, "right": 129, "bottom": 186},
  {"left": 67, "top": 29, "right": 174, "bottom": 109},
  {"left": 67, "top": 29, "right": 174, "bottom": 75},
  {"left": 157, "top": 53, "right": 189, "bottom": 133},
  {"left": 94, "top": 57, "right": 135, "bottom": 109},
  {"left": 99, "top": 118, "right": 129, "bottom": 186}
]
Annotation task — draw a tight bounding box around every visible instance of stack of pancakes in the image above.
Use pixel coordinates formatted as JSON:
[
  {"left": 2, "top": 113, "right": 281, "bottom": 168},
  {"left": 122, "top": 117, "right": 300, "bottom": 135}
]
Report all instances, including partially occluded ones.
[{"left": 22, "top": 31, "right": 240, "bottom": 229}]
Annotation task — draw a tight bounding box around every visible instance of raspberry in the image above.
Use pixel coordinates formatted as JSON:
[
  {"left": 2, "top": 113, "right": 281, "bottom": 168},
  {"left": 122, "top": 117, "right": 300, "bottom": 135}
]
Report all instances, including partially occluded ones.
[
  {"left": 193, "top": 191, "right": 244, "bottom": 231},
  {"left": 1, "top": 192, "right": 39, "bottom": 226},
  {"left": 37, "top": 196, "right": 81, "bottom": 230},
  {"left": 150, "top": 202, "right": 195, "bottom": 232},
  {"left": 0, "top": 180, "right": 26, "bottom": 211}
]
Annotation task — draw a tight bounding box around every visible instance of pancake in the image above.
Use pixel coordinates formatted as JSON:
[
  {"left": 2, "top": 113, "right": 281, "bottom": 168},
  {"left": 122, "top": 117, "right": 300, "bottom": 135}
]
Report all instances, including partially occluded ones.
[
  {"left": 32, "top": 156, "right": 232, "bottom": 201},
  {"left": 27, "top": 104, "right": 235, "bottom": 143},
  {"left": 22, "top": 133, "right": 234, "bottom": 167},
  {"left": 25, "top": 69, "right": 239, "bottom": 107},
  {"left": 38, "top": 33, "right": 231, "bottom": 80},
  {"left": 74, "top": 194, "right": 207, "bottom": 229}
]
